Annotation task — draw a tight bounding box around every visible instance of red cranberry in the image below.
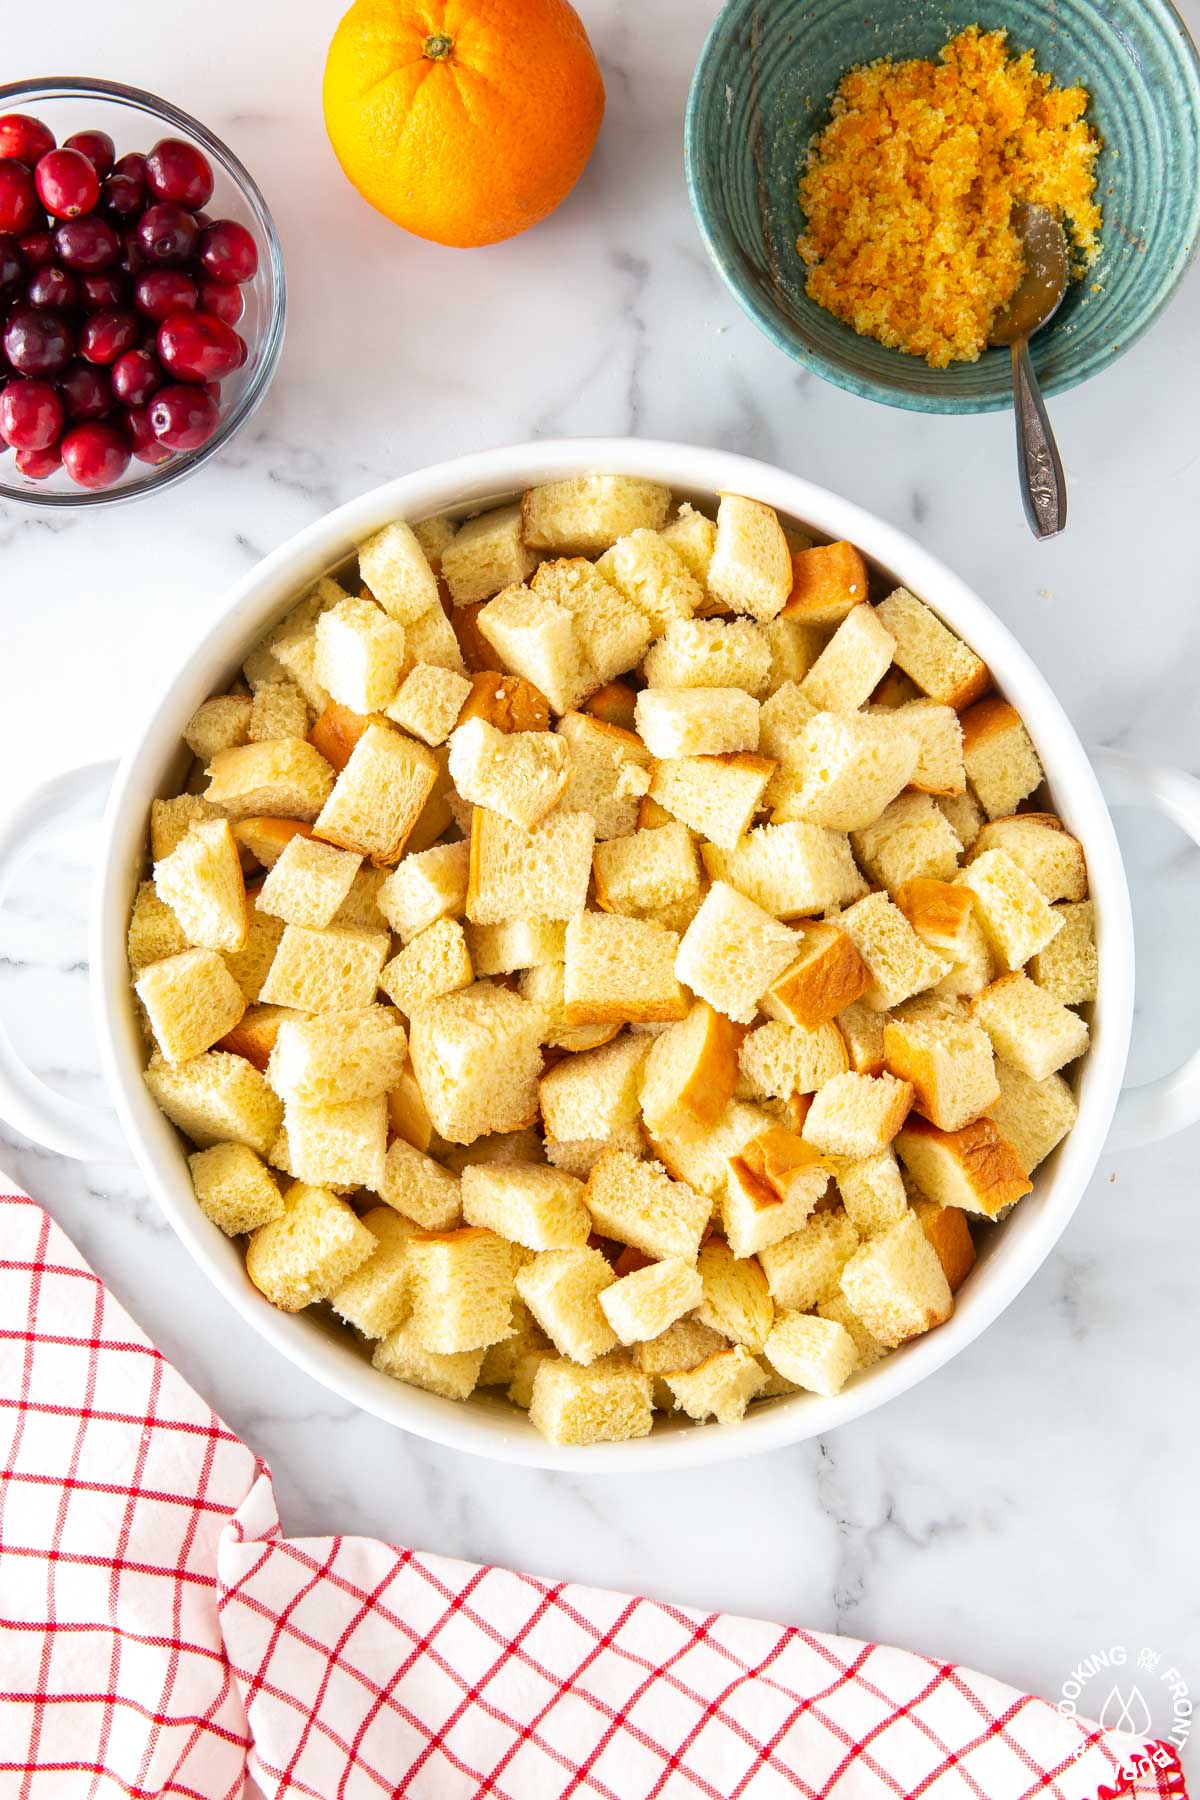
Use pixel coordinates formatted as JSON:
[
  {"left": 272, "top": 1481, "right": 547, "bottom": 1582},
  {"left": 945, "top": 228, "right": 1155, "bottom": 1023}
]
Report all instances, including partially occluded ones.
[
  {"left": 102, "top": 152, "right": 146, "bottom": 222},
  {"left": 198, "top": 219, "right": 257, "bottom": 284},
  {"left": 148, "top": 382, "right": 218, "bottom": 450},
  {"left": 0, "top": 377, "right": 63, "bottom": 450},
  {"left": 136, "top": 202, "right": 198, "bottom": 266},
  {"left": 0, "top": 159, "right": 39, "bottom": 235},
  {"left": 134, "top": 268, "right": 197, "bottom": 320},
  {"left": 79, "top": 306, "right": 138, "bottom": 365},
  {"left": 35, "top": 148, "right": 100, "bottom": 221},
  {"left": 3, "top": 305, "right": 72, "bottom": 375},
  {"left": 197, "top": 276, "right": 242, "bottom": 325},
  {"left": 0, "top": 233, "right": 22, "bottom": 290},
  {"left": 61, "top": 420, "right": 130, "bottom": 488},
  {"left": 157, "top": 309, "right": 242, "bottom": 382},
  {"left": 110, "top": 345, "right": 161, "bottom": 407},
  {"left": 54, "top": 215, "right": 121, "bottom": 271},
  {"left": 79, "top": 271, "right": 124, "bottom": 309},
  {"left": 59, "top": 359, "right": 112, "bottom": 421},
  {"left": 120, "top": 228, "right": 147, "bottom": 276},
  {"left": 63, "top": 130, "right": 115, "bottom": 179},
  {"left": 126, "top": 404, "right": 172, "bottom": 465},
  {"left": 17, "top": 229, "right": 54, "bottom": 268},
  {"left": 27, "top": 264, "right": 77, "bottom": 310},
  {"left": 15, "top": 440, "right": 63, "bottom": 478},
  {"left": 144, "top": 138, "right": 214, "bottom": 210},
  {"left": 0, "top": 115, "right": 55, "bottom": 170}
]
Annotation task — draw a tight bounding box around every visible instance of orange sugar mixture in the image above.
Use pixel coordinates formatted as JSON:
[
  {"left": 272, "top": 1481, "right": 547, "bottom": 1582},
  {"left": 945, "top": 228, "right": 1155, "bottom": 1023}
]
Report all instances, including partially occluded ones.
[{"left": 797, "top": 26, "right": 1102, "bottom": 368}]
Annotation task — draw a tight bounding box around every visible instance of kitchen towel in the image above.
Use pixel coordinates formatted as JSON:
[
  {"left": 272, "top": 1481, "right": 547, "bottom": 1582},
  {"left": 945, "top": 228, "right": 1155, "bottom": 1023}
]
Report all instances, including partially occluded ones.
[{"left": 0, "top": 1186, "right": 1186, "bottom": 1799}]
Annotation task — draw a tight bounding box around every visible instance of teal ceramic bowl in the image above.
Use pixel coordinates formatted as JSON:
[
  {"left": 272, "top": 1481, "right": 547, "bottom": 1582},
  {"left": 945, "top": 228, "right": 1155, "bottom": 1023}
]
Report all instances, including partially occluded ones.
[{"left": 685, "top": 0, "right": 1200, "bottom": 411}]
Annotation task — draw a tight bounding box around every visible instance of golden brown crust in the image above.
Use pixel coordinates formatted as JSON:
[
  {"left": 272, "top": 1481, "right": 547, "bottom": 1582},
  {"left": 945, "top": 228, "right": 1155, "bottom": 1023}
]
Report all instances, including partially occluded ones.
[
  {"left": 308, "top": 702, "right": 372, "bottom": 773},
  {"left": 881, "top": 1024, "right": 940, "bottom": 1124},
  {"left": 781, "top": 541, "right": 869, "bottom": 625},
  {"left": 765, "top": 923, "right": 868, "bottom": 1029},
  {"left": 959, "top": 696, "right": 1021, "bottom": 753},
  {"left": 900, "top": 1114, "right": 1032, "bottom": 1214},
  {"left": 729, "top": 1127, "right": 831, "bottom": 1211},
  {"left": 456, "top": 671, "right": 550, "bottom": 734},
  {"left": 915, "top": 1202, "right": 976, "bottom": 1292},
  {"left": 677, "top": 1004, "right": 743, "bottom": 1127},
  {"left": 582, "top": 682, "right": 639, "bottom": 732},
  {"left": 449, "top": 599, "right": 496, "bottom": 674},
  {"left": 217, "top": 1003, "right": 290, "bottom": 1071},
  {"left": 387, "top": 1063, "right": 434, "bottom": 1152},
  {"left": 233, "top": 816, "right": 314, "bottom": 868},
  {"left": 896, "top": 879, "right": 974, "bottom": 954},
  {"left": 562, "top": 994, "right": 689, "bottom": 1027}
]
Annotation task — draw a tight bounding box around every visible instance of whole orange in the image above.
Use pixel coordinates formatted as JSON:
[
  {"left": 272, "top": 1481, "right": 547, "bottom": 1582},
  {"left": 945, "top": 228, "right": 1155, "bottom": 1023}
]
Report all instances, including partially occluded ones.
[{"left": 323, "top": 0, "right": 606, "bottom": 249}]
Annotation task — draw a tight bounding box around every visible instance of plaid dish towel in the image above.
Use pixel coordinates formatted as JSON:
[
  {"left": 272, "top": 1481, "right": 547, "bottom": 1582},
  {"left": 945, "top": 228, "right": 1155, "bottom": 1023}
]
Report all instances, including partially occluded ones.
[{"left": 0, "top": 1186, "right": 1186, "bottom": 1800}]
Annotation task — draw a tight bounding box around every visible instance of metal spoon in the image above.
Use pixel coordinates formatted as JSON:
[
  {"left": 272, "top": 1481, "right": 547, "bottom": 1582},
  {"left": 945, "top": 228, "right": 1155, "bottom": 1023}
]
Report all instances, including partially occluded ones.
[{"left": 989, "top": 201, "right": 1069, "bottom": 540}]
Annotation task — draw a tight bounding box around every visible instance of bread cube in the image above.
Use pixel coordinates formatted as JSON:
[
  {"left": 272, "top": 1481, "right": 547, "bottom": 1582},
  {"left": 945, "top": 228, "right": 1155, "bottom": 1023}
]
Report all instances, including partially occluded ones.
[
  {"left": 460, "top": 1161, "right": 588, "bottom": 1251},
  {"left": 515, "top": 1247, "right": 618, "bottom": 1364},
  {"left": 217, "top": 1002, "right": 296, "bottom": 1071},
  {"left": 554, "top": 712, "right": 651, "bottom": 840},
  {"left": 248, "top": 681, "right": 308, "bottom": 744},
  {"left": 478, "top": 1291, "right": 551, "bottom": 1389},
  {"left": 758, "top": 680, "right": 818, "bottom": 764},
  {"left": 835, "top": 1148, "right": 908, "bottom": 1237},
  {"left": 836, "top": 1000, "right": 886, "bottom": 1077},
  {"left": 386, "top": 663, "right": 472, "bottom": 746},
  {"left": 761, "top": 617, "right": 822, "bottom": 690},
  {"left": 372, "top": 1138, "right": 459, "bottom": 1232},
  {"left": 515, "top": 962, "right": 617, "bottom": 1053},
  {"left": 409, "top": 981, "right": 543, "bottom": 1144},
  {"left": 851, "top": 793, "right": 962, "bottom": 896},
  {"left": 448, "top": 716, "right": 569, "bottom": 829},
  {"left": 258, "top": 923, "right": 388, "bottom": 1013},
  {"left": 594, "top": 529, "right": 703, "bottom": 634},
  {"left": 563, "top": 911, "right": 687, "bottom": 1026},
  {"left": 241, "top": 580, "right": 339, "bottom": 690},
  {"left": 723, "top": 1128, "right": 831, "bottom": 1256},
  {"left": 521, "top": 474, "right": 670, "bottom": 552},
  {"left": 379, "top": 918, "right": 473, "bottom": 1017},
  {"left": 800, "top": 603, "right": 895, "bottom": 712},
  {"left": 1029, "top": 900, "right": 1097, "bottom": 1006},
  {"left": 647, "top": 1099, "right": 774, "bottom": 1199},
  {"left": 284, "top": 1092, "right": 387, "bottom": 1189},
  {"left": 477, "top": 583, "right": 591, "bottom": 716},
  {"left": 155, "top": 818, "right": 247, "bottom": 954},
  {"left": 986, "top": 1060, "right": 1078, "bottom": 1174},
  {"left": 637, "top": 1001, "right": 741, "bottom": 1133},
  {"left": 758, "top": 1208, "right": 859, "bottom": 1310},
  {"left": 531, "top": 557, "right": 652, "bottom": 688},
  {"left": 675, "top": 882, "right": 798, "bottom": 1026},
  {"left": 633, "top": 1316, "right": 727, "bottom": 1380},
  {"left": 781, "top": 539, "right": 868, "bottom": 628},
  {"left": 760, "top": 922, "right": 868, "bottom": 1031},
  {"left": 331, "top": 1206, "right": 416, "bottom": 1339},
  {"left": 634, "top": 688, "right": 760, "bottom": 759},
  {"left": 188, "top": 1142, "right": 284, "bottom": 1237},
  {"left": 937, "top": 788, "right": 986, "bottom": 852},
  {"left": 441, "top": 503, "right": 537, "bottom": 605},
  {"left": 895, "top": 878, "right": 977, "bottom": 962},
  {"left": 803, "top": 1070, "right": 914, "bottom": 1158},
  {"left": 873, "top": 669, "right": 924, "bottom": 708},
  {"left": 932, "top": 910, "right": 995, "bottom": 1001},
  {"left": 205, "top": 740, "right": 335, "bottom": 823},
  {"left": 738, "top": 1021, "right": 848, "bottom": 1101},
  {"left": 329, "top": 866, "right": 388, "bottom": 933},
  {"left": 957, "top": 848, "right": 1062, "bottom": 972},
  {"left": 128, "top": 880, "right": 189, "bottom": 971},
  {"left": 960, "top": 699, "right": 1043, "bottom": 818},
  {"left": 893, "top": 699, "right": 965, "bottom": 795},
  {"left": 145, "top": 1050, "right": 282, "bottom": 1155},
  {"left": 838, "top": 892, "right": 951, "bottom": 1012},
  {"left": 659, "top": 501, "right": 717, "bottom": 586},
  {"left": 539, "top": 1032, "right": 650, "bottom": 1143},
  {"left": 694, "top": 1239, "right": 773, "bottom": 1351},
  {"left": 233, "top": 817, "right": 315, "bottom": 871},
  {"left": 136, "top": 949, "right": 247, "bottom": 1066},
  {"left": 970, "top": 813, "right": 1087, "bottom": 904},
  {"left": 313, "top": 721, "right": 438, "bottom": 865},
  {"left": 592, "top": 823, "right": 701, "bottom": 918},
  {"left": 465, "top": 916, "right": 565, "bottom": 977},
  {"left": 599, "top": 1257, "right": 703, "bottom": 1346},
  {"left": 246, "top": 1181, "right": 376, "bottom": 1311},
  {"left": 765, "top": 1311, "right": 858, "bottom": 1395},
  {"left": 256, "top": 834, "right": 362, "bottom": 931},
  {"left": 585, "top": 1149, "right": 709, "bottom": 1262},
  {"left": 664, "top": 1344, "right": 766, "bottom": 1422},
  {"left": 874, "top": 588, "right": 990, "bottom": 709},
  {"left": 703, "top": 822, "right": 866, "bottom": 922},
  {"left": 972, "top": 971, "right": 1089, "bottom": 1080},
  {"left": 406, "top": 1227, "right": 513, "bottom": 1354},
  {"left": 528, "top": 1354, "right": 654, "bottom": 1444},
  {"left": 372, "top": 1321, "right": 483, "bottom": 1400},
  {"left": 648, "top": 753, "right": 775, "bottom": 852},
  {"left": 266, "top": 1005, "right": 406, "bottom": 1107},
  {"left": 269, "top": 622, "right": 332, "bottom": 715},
  {"left": 707, "top": 493, "right": 791, "bottom": 621},
  {"left": 217, "top": 890, "right": 285, "bottom": 1001},
  {"left": 911, "top": 1198, "right": 976, "bottom": 1293},
  {"left": 466, "top": 807, "right": 595, "bottom": 924},
  {"left": 839, "top": 1210, "right": 954, "bottom": 1347},
  {"left": 642, "top": 617, "right": 770, "bottom": 694},
  {"left": 357, "top": 519, "right": 440, "bottom": 624},
  {"left": 458, "top": 670, "right": 551, "bottom": 735},
  {"left": 184, "top": 693, "right": 251, "bottom": 761},
  {"left": 895, "top": 1114, "right": 1031, "bottom": 1218},
  {"left": 770, "top": 712, "right": 919, "bottom": 832},
  {"left": 378, "top": 840, "right": 469, "bottom": 944},
  {"left": 883, "top": 1012, "right": 999, "bottom": 1132}
]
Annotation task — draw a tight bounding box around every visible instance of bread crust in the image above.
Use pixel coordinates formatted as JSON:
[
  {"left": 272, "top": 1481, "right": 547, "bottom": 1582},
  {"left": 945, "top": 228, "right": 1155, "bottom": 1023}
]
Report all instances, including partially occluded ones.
[
  {"left": 897, "top": 1114, "right": 1031, "bottom": 1217},
  {"left": 308, "top": 702, "right": 372, "bottom": 773},
  {"left": 765, "top": 924, "right": 868, "bottom": 1030},
  {"left": 781, "top": 540, "right": 869, "bottom": 626},
  {"left": 457, "top": 671, "right": 551, "bottom": 734}
]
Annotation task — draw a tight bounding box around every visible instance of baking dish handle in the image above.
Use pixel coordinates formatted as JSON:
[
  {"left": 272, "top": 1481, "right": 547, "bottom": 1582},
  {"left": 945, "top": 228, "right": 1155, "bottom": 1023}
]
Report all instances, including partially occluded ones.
[
  {"left": 0, "top": 761, "right": 132, "bottom": 1163},
  {"left": 1093, "top": 748, "right": 1200, "bottom": 1151}
]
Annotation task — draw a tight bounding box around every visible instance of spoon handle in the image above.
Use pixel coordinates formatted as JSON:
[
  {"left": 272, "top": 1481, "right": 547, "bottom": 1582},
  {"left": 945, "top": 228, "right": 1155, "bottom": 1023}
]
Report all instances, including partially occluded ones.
[{"left": 1010, "top": 338, "right": 1066, "bottom": 538}]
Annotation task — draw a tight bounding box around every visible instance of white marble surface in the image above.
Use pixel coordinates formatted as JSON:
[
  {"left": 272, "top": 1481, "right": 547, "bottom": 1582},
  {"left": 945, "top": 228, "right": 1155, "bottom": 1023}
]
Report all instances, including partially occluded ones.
[{"left": 2, "top": 0, "right": 1199, "bottom": 1763}]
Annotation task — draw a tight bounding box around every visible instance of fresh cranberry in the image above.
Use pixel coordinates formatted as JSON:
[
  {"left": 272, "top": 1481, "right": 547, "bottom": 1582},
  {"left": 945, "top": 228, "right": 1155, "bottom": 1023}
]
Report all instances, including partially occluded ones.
[
  {"left": 148, "top": 382, "right": 218, "bottom": 450},
  {"left": 15, "top": 440, "right": 63, "bottom": 478},
  {"left": 2, "top": 305, "right": 71, "bottom": 375},
  {"left": 61, "top": 420, "right": 130, "bottom": 488},
  {"left": 126, "top": 404, "right": 173, "bottom": 465},
  {"left": 63, "top": 130, "right": 115, "bottom": 179},
  {"left": 0, "top": 159, "right": 39, "bottom": 235},
  {"left": 144, "top": 138, "right": 213, "bottom": 210},
  {"left": 59, "top": 359, "right": 112, "bottom": 421},
  {"left": 27, "top": 264, "right": 77, "bottom": 310},
  {"left": 0, "top": 377, "right": 63, "bottom": 450},
  {"left": 78, "top": 306, "right": 138, "bottom": 365},
  {"left": 197, "top": 276, "right": 242, "bottom": 325},
  {"left": 79, "top": 271, "right": 124, "bottom": 309},
  {"left": 157, "top": 309, "right": 241, "bottom": 382},
  {"left": 102, "top": 152, "right": 146, "bottom": 222},
  {"left": 134, "top": 268, "right": 197, "bottom": 320},
  {"left": 54, "top": 215, "right": 121, "bottom": 271},
  {"left": 136, "top": 203, "right": 198, "bottom": 266},
  {"left": 17, "top": 229, "right": 54, "bottom": 268},
  {"left": 35, "top": 148, "right": 100, "bottom": 220},
  {"left": 198, "top": 219, "right": 257, "bottom": 284},
  {"left": 0, "top": 234, "right": 22, "bottom": 291},
  {"left": 110, "top": 345, "right": 161, "bottom": 407},
  {"left": 0, "top": 115, "right": 55, "bottom": 169},
  {"left": 120, "top": 228, "right": 147, "bottom": 276}
]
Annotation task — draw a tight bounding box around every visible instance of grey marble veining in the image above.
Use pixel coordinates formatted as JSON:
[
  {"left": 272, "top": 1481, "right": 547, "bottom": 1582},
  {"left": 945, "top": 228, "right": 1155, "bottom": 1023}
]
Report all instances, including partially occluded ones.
[{"left": 1, "top": 0, "right": 1198, "bottom": 1762}]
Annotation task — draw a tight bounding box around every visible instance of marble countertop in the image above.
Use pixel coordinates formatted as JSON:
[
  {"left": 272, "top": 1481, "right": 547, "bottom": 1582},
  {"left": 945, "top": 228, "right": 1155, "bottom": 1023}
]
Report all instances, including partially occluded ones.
[{"left": 2, "top": 0, "right": 1198, "bottom": 1757}]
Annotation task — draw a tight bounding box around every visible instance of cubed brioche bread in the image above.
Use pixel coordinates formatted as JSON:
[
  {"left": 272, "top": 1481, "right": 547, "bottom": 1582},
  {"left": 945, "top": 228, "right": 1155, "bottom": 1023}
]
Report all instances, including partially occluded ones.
[
  {"left": 648, "top": 753, "right": 775, "bottom": 851},
  {"left": 412, "top": 514, "right": 457, "bottom": 566},
  {"left": 764, "top": 1311, "right": 858, "bottom": 1396},
  {"left": 441, "top": 503, "right": 538, "bottom": 605},
  {"left": 585, "top": 1149, "right": 709, "bottom": 1262},
  {"left": 723, "top": 1130, "right": 830, "bottom": 1259},
  {"left": 136, "top": 949, "right": 246, "bottom": 1066},
  {"left": 758, "top": 680, "right": 818, "bottom": 768},
  {"left": 972, "top": 971, "right": 1089, "bottom": 1081},
  {"left": 595, "top": 529, "right": 703, "bottom": 635},
  {"left": 246, "top": 1181, "right": 376, "bottom": 1312},
  {"left": 911, "top": 1198, "right": 977, "bottom": 1293},
  {"left": 554, "top": 711, "right": 651, "bottom": 840},
  {"left": 539, "top": 1032, "right": 650, "bottom": 1143},
  {"left": 702, "top": 822, "right": 866, "bottom": 920},
  {"left": 599, "top": 1257, "right": 704, "bottom": 1346},
  {"left": 835, "top": 1148, "right": 908, "bottom": 1238},
  {"left": 517, "top": 959, "right": 621, "bottom": 1053},
  {"left": 248, "top": 683, "right": 308, "bottom": 748},
  {"left": 803, "top": 1071, "right": 913, "bottom": 1159},
  {"left": 188, "top": 1142, "right": 284, "bottom": 1237},
  {"left": 849, "top": 792, "right": 963, "bottom": 893},
  {"left": 738, "top": 1020, "right": 848, "bottom": 1100},
  {"left": 283, "top": 1092, "right": 387, "bottom": 1189},
  {"left": 386, "top": 662, "right": 473, "bottom": 746},
  {"left": 1029, "top": 900, "right": 1097, "bottom": 1006},
  {"left": 874, "top": 588, "right": 990, "bottom": 709},
  {"left": 307, "top": 701, "right": 370, "bottom": 775},
  {"left": 399, "top": 598, "right": 467, "bottom": 676},
  {"left": 205, "top": 740, "right": 335, "bottom": 823},
  {"left": 758, "top": 1208, "right": 859, "bottom": 1311},
  {"left": 694, "top": 1239, "right": 773, "bottom": 1351},
  {"left": 969, "top": 813, "right": 1086, "bottom": 902},
  {"left": 837, "top": 1000, "right": 887, "bottom": 1076},
  {"left": 960, "top": 699, "right": 1043, "bottom": 818},
  {"left": 895, "top": 1114, "right": 1031, "bottom": 1218},
  {"left": 633, "top": 1316, "right": 727, "bottom": 1380},
  {"left": 769, "top": 712, "right": 918, "bottom": 832},
  {"left": 521, "top": 475, "right": 670, "bottom": 553},
  {"left": 638, "top": 1000, "right": 741, "bottom": 1132},
  {"left": 372, "top": 1322, "right": 484, "bottom": 1401},
  {"left": 634, "top": 687, "right": 760, "bottom": 759},
  {"left": 409, "top": 981, "right": 543, "bottom": 1145},
  {"left": 563, "top": 910, "right": 688, "bottom": 1025},
  {"left": 387, "top": 1059, "right": 435, "bottom": 1152},
  {"left": 314, "top": 595, "right": 407, "bottom": 714},
  {"left": 893, "top": 700, "right": 965, "bottom": 795},
  {"left": 461, "top": 1161, "right": 590, "bottom": 1250},
  {"left": 216, "top": 1001, "right": 293, "bottom": 1074},
  {"left": 657, "top": 501, "right": 717, "bottom": 587},
  {"left": 665, "top": 1345, "right": 767, "bottom": 1423},
  {"left": 761, "top": 922, "right": 868, "bottom": 1029},
  {"left": 895, "top": 879, "right": 976, "bottom": 960},
  {"left": 706, "top": 493, "right": 792, "bottom": 621},
  {"left": 448, "top": 716, "right": 569, "bottom": 830},
  {"left": 477, "top": 583, "right": 591, "bottom": 716},
  {"left": 528, "top": 1354, "right": 654, "bottom": 1445},
  {"left": 358, "top": 519, "right": 440, "bottom": 624},
  {"left": 762, "top": 616, "right": 823, "bottom": 690},
  {"left": 406, "top": 1227, "right": 514, "bottom": 1355},
  {"left": 515, "top": 1247, "right": 618, "bottom": 1364},
  {"left": 781, "top": 539, "right": 868, "bottom": 628},
  {"left": 839, "top": 1210, "right": 954, "bottom": 1347},
  {"left": 467, "top": 807, "right": 595, "bottom": 924},
  {"left": 985, "top": 1060, "right": 1078, "bottom": 1175},
  {"left": 642, "top": 617, "right": 770, "bottom": 694},
  {"left": 256, "top": 834, "right": 362, "bottom": 930},
  {"left": 330, "top": 1206, "right": 417, "bottom": 1339},
  {"left": 466, "top": 916, "right": 565, "bottom": 977},
  {"left": 378, "top": 839, "right": 469, "bottom": 943},
  {"left": 377, "top": 1136, "right": 462, "bottom": 1230},
  {"left": 800, "top": 603, "right": 895, "bottom": 712},
  {"left": 838, "top": 893, "right": 951, "bottom": 1011},
  {"left": 379, "top": 918, "right": 474, "bottom": 1016},
  {"left": 531, "top": 557, "right": 651, "bottom": 688},
  {"left": 128, "top": 880, "right": 191, "bottom": 972},
  {"left": 936, "top": 788, "right": 986, "bottom": 852},
  {"left": 155, "top": 818, "right": 247, "bottom": 954},
  {"left": 932, "top": 910, "right": 995, "bottom": 1001},
  {"left": 234, "top": 816, "right": 315, "bottom": 873},
  {"left": 266, "top": 1005, "right": 407, "bottom": 1107},
  {"left": 883, "top": 1012, "right": 999, "bottom": 1132},
  {"left": 957, "top": 848, "right": 1062, "bottom": 971},
  {"left": 258, "top": 923, "right": 389, "bottom": 1014},
  {"left": 458, "top": 669, "right": 551, "bottom": 734},
  {"left": 646, "top": 1099, "right": 773, "bottom": 1201},
  {"left": 675, "top": 882, "right": 798, "bottom": 1025},
  {"left": 816, "top": 1294, "right": 886, "bottom": 1370},
  {"left": 185, "top": 694, "right": 252, "bottom": 762},
  {"left": 313, "top": 722, "right": 439, "bottom": 864},
  {"left": 593, "top": 822, "right": 701, "bottom": 917},
  {"left": 145, "top": 1051, "right": 282, "bottom": 1156}
]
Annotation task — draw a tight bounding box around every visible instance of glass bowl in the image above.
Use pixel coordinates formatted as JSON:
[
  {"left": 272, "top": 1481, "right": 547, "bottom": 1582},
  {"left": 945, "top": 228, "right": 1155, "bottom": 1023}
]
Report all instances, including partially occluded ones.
[{"left": 0, "top": 76, "right": 285, "bottom": 505}]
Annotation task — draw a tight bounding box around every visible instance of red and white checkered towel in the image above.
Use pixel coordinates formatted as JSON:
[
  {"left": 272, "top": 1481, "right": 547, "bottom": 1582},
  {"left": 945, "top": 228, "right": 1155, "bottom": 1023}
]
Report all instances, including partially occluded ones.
[{"left": 0, "top": 1186, "right": 1186, "bottom": 1800}]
